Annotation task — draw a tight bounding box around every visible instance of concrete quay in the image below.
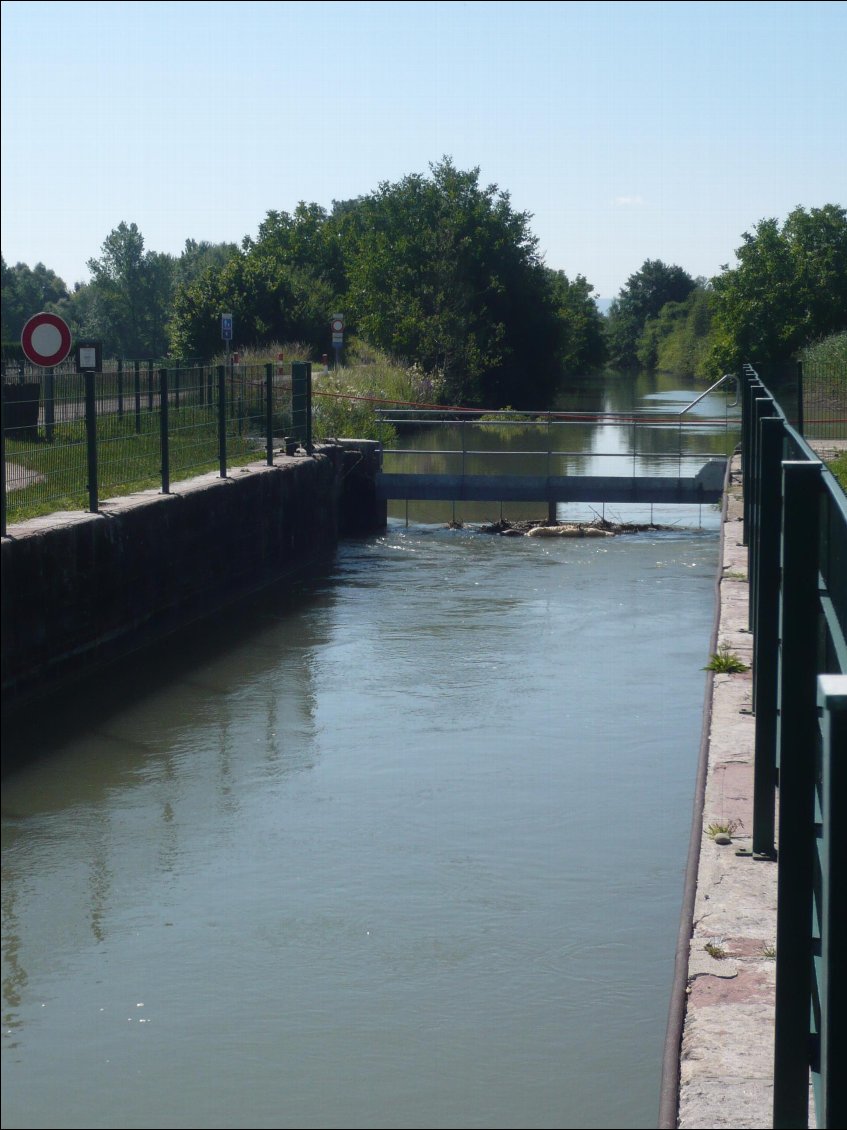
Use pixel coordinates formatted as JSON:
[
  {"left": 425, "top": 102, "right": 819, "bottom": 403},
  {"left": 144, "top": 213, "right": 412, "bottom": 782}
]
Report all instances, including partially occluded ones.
[
  {"left": 674, "top": 453, "right": 779, "bottom": 1129},
  {"left": 668, "top": 442, "right": 847, "bottom": 1130},
  {"left": 671, "top": 447, "right": 837, "bottom": 1129}
]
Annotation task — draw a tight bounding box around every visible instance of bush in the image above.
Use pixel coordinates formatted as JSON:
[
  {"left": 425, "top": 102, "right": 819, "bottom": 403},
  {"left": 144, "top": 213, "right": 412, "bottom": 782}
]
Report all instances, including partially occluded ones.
[{"left": 312, "top": 340, "right": 445, "bottom": 442}]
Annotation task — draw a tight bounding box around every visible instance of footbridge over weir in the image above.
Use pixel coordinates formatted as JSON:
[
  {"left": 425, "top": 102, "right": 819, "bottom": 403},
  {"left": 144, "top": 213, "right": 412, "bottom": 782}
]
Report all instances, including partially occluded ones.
[{"left": 374, "top": 385, "right": 737, "bottom": 509}]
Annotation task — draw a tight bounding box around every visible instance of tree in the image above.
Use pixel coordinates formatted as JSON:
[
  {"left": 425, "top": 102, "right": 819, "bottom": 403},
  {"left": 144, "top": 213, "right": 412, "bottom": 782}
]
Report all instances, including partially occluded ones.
[
  {"left": 606, "top": 260, "right": 696, "bottom": 369},
  {"left": 168, "top": 251, "right": 334, "bottom": 359},
  {"left": 547, "top": 270, "right": 607, "bottom": 374},
  {"left": 710, "top": 204, "right": 847, "bottom": 370},
  {"left": 335, "top": 158, "right": 567, "bottom": 406},
  {"left": 636, "top": 284, "right": 713, "bottom": 377},
  {"left": 169, "top": 202, "right": 344, "bottom": 357},
  {"left": 174, "top": 239, "right": 240, "bottom": 288},
  {"left": 1, "top": 258, "right": 69, "bottom": 340},
  {"left": 246, "top": 202, "right": 345, "bottom": 292},
  {"left": 83, "top": 222, "right": 176, "bottom": 357}
]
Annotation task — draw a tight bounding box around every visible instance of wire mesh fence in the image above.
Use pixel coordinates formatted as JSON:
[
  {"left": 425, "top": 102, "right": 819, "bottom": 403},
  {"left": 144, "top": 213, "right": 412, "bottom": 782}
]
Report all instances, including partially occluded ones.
[
  {"left": 801, "top": 359, "right": 847, "bottom": 440},
  {"left": 2, "top": 362, "right": 297, "bottom": 530},
  {"left": 753, "top": 359, "right": 846, "bottom": 440}
]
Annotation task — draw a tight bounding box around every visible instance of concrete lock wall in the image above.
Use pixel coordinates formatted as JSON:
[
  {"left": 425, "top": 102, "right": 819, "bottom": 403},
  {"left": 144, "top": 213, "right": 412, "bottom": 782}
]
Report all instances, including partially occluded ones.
[{"left": 1, "top": 442, "right": 386, "bottom": 713}]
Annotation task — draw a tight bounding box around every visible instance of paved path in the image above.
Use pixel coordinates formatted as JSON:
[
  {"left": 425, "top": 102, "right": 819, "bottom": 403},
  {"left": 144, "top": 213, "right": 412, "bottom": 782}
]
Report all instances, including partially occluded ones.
[
  {"left": 677, "top": 455, "right": 777, "bottom": 1127},
  {"left": 677, "top": 454, "right": 819, "bottom": 1129},
  {"left": 4, "top": 462, "right": 45, "bottom": 491}
]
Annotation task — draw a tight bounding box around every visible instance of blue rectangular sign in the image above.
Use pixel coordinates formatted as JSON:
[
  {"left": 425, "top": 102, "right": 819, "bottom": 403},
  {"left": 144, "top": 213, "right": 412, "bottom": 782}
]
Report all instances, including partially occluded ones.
[{"left": 221, "top": 313, "right": 233, "bottom": 341}]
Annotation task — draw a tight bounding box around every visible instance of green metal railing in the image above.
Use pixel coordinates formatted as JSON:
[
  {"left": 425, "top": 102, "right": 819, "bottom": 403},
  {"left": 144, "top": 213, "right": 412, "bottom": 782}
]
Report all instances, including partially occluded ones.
[
  {"left": 2, "top": 362, "right": 314, "bottom": 534},
  {"left": 741, "top": 364, "right": 846, "bottom": 1129}
]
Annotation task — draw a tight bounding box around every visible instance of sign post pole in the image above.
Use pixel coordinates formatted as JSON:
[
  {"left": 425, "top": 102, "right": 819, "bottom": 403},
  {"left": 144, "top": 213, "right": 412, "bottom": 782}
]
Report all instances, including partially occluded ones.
[
  {"left": 221, "top": 313, "right": 233, "bottom": 431},
  {"left": 330, "top": 313, "right": 344, "bottom": 370},
  {"left": 20, "top": 312, "right": 73, "bottom": 444}
]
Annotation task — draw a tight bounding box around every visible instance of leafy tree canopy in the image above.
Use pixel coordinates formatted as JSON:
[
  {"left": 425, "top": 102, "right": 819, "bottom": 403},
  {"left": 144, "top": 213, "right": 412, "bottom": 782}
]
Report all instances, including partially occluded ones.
[
  {"left": 65, "top": 222, "right": 177, "bottom": 357},
  {"left": 169, "top": 206, "right": 337, "bottom": 358},
  {"left": 636, "top": 284, "right": 713, "bottom": 378},
  {"left": 174, "top": 238, "right": 240, "bottom": 288},
  {"left": 710, "top": 204, "right": 847, "bottom": 370},
  {"left": 1, "top": 257, "right": 69, "bottom": 340},
  {"left": 335, "top": 158, "right": 570, "bottom": 406},
  {"left": 170, "top": 159, "right": 600, "bottom": 408},
  {"left": 547, "top": 270, "right": 607, "bottom": 375},
  {"left": 606, "top": 259, "right": 696, "bottom": 369}
]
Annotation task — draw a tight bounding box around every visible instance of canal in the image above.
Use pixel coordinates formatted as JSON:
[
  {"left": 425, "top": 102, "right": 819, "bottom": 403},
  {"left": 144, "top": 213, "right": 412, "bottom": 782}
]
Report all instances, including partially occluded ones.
[{"left": 1, "top": 374, "right": 738, "bottom": 1129}]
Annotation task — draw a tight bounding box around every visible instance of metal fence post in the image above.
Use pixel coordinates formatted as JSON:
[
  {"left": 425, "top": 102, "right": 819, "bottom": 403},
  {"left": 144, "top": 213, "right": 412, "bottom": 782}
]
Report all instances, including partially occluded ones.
[
  {"left": 773, "top": 459, "right": 822, "bottom": 1129},
  {"left": 134, "top": 360, "right": 142, "bottom": 434},
  {"left": 159, "top": 369, "right": 170, "bottom": 494},
  {"left": 1, "top": 377, "right": 6, "bottom": 537},
  {"left": 174, "top": 359, "right": 181, "bottom": 412},
  {"left": 147, "top": 359, "right": 154, "bottom": 412},
  {"left": 84, "top": 370, "right": 99, "bottom": 513},
  {"left": 217, "top": 364, "right": 227, "bottom": 477},
  {"left": 814, "top": 676, "right": 846, "bottom": 1129},
  {"left": 237, "top": 361, "right": 244, "bottom": 436},
  {"left": 44, "top": 366, "right": 55, "bottom": 444},
  {"left": 749, "top": 394, "right": 777, "bottom": 631},
  {"left": 751, "top": 414, "right": 783, "bottom": 858},
  {"left": 291, "top": 361, "right": 312, "bottom": 453},
  {"left": 548, "top": 413, "right": 557, "bottom": 524},
  {"left": 796, "top": 360, "right": 804, "bottom": 437},
  {"left": 265, "top": 363, "right": 273, "bottom": 465},
  {"left": 117, "top": 358, "right": 124, "bottom": 417},
  {"left": 741, "top": 372, "right": 755, "bottom": 543}
]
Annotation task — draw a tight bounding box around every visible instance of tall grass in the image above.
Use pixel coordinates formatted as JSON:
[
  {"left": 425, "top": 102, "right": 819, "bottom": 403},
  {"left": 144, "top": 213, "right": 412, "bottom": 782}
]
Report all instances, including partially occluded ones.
[
  {"left": 828, "top": 453, "right": 847, "bottom": 491},
  {"left": 207, "top": 338, "right": 444, "bottom": 442},
  {"left": 311, "top": 340, "right": 444, "bottom": 442},
  {"left": 800, "top": 332, "right": 847, "bottom": 437},
  {"left": 208, "top": 341, "right": 314, "bottom": 369},
  {"left": 800, "top": 331, "right": 847, "bottom": 368}
]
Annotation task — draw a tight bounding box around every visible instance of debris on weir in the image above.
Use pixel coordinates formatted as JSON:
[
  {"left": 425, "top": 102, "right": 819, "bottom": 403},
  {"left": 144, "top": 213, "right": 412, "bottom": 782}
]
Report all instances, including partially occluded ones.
[{"left": 475, "top": 518, "right": 676, "bottom": 537}]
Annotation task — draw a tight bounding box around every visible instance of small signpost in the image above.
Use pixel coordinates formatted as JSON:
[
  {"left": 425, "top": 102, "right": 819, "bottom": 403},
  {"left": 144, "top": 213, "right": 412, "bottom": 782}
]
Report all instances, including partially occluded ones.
[
  {"left": 221, "top": 313, "right": 233, "bottom": 342},
  {"left": 20, "top": 312, "right": 73, "bottom": 445},
  {"left": 331, "top": 313, "right": 344, "bottom": 368},
  {"left": 75, "top": 341, "right": 102, "bottom": 373},
  {"left": 21, "top": 311, "right": 72, "bottom": 368}
]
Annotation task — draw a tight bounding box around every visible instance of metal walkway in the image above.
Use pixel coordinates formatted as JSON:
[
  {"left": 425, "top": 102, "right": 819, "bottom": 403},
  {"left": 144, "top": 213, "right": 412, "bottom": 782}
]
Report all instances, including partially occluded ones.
[
  {"left": 375, "top": 385, "right": 737, "bottom": 506},
  {"left": 376, "top": 461, "right": 728, "bottom": 505}
]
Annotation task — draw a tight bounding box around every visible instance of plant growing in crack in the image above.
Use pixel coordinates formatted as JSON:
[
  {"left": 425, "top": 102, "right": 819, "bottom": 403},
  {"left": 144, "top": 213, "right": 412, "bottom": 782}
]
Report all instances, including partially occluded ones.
[
  {"left": 704, "top": 645, "right": 749, "bottom": 674},
  {"left": 706, "top": 818, "right": 743, "bottom": 839},
  {"left": 704, "top": 938, "right": 728, "bottom": 960}
]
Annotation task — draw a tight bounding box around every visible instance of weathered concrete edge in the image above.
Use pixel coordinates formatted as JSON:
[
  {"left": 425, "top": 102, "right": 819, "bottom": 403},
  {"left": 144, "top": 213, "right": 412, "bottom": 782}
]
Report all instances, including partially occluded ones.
[
  {"left": 658, "top": 455, "right": 729, "bottom": 1128},
  {"left": 1, "top": 442, "right": 386, "bottom": 722},
  {"left": 666, "top": 455, "right": 784, "bottom": 1130},
  {"left": 662, "top": 444, "right": 838, "bottom": 1130}
]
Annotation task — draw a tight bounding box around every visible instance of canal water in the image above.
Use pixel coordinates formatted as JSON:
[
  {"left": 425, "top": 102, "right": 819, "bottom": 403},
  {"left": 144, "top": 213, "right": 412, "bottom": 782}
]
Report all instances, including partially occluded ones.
[{"left": 2, "top": 375, "right": 738, "bottom": 1130}]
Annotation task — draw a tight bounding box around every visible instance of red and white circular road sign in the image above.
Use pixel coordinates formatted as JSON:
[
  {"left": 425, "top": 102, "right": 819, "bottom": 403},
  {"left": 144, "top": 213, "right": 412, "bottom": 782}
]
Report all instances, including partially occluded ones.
[{"left": 21, "top": 312, "right": 72, "bottom": 367}]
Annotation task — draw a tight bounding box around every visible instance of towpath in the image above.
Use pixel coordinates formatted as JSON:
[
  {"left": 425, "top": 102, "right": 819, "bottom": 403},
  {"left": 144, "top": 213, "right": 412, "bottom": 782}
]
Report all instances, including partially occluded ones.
[{"left": 675, "top": 446, "right": 838, "bottom": 1128}]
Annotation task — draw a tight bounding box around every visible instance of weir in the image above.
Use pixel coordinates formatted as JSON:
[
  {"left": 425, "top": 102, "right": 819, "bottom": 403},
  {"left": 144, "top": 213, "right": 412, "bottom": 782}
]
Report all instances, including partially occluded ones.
[
  {"left": 377, "top": 463, "right": 727, "bottom": 505},
  {"left": 375, "top": 406, "right": 732, "bottom": 507}
]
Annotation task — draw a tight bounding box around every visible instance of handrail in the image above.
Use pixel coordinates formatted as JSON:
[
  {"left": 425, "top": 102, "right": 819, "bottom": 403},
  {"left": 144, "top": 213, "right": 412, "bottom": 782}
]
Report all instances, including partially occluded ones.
[
  {"left": 678, "top": 373, "right": 738, "bottom": 416},
  {"left": 376, "top": 413, "right": 733, "bottom": 427},
  {"left": 740, "top": 363, "right": 845, "bottom": 1129}
]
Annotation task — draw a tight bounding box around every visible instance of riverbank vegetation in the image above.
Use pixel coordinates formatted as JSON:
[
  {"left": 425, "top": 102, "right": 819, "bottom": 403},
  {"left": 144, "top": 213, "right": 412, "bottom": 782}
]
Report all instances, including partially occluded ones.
[
  {"left": 623, "top": 205, "right": 847, "bottom": 381},
  {"left": 3, "top": 169, "right": 844, "bottom": 406}
]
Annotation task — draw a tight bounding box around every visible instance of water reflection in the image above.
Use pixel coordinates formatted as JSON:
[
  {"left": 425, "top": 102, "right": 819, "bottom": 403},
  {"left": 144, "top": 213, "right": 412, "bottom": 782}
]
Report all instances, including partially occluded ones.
[
  {"left": 386, "top": 372, "right": 739, "bottom": 526},
  {"left": 2, "top": 374, "right": 731, "bottom": 1130}
]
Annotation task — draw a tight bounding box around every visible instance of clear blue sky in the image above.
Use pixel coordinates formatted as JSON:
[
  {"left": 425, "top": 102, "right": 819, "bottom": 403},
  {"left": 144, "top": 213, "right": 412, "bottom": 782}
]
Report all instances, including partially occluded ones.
[{"left": 2, "top": 0, "right": 845, "bottom": 301}]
